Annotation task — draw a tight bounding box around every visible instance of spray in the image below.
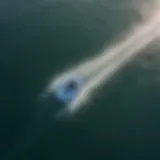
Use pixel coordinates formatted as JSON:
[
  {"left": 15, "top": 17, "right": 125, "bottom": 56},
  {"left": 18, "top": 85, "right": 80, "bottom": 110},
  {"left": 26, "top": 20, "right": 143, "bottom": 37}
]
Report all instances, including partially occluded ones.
[{"left": 44, "top": 1, "right": 160, "bottom": 117}]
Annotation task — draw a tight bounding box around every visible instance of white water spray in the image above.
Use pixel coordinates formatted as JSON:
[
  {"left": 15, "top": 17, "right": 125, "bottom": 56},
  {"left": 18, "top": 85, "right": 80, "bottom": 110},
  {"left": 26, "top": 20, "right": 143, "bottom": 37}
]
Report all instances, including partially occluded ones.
[{"left": 45, "top": 1, "right": 160, "bottom": 117}]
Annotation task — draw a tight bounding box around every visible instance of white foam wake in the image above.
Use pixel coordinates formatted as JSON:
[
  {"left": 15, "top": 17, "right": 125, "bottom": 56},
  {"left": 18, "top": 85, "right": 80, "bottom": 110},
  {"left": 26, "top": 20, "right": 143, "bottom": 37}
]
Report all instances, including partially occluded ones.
[{"left": 46, "top": 1, "right": 160, "bottom": 117}]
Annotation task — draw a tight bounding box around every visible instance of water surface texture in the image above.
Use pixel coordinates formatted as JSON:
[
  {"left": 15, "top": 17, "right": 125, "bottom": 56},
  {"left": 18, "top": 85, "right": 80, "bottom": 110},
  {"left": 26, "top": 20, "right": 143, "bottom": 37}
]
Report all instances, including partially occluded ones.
[{"left": 1, "top": 0, "right": 160, "bottom": 160}]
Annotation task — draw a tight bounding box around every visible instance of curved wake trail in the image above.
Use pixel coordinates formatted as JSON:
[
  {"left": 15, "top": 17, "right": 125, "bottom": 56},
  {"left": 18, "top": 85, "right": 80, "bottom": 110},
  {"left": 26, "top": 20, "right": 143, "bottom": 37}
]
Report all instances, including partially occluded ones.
[{"left": 45, "top": 1, "right": 160, "bottom": 116}]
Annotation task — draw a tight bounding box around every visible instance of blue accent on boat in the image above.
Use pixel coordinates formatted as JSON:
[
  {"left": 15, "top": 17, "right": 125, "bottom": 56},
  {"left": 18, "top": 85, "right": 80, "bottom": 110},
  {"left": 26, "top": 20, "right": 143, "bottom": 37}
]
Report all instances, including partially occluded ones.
[{"left": 55, "top": 75, "right": 85, "bottom": 103}]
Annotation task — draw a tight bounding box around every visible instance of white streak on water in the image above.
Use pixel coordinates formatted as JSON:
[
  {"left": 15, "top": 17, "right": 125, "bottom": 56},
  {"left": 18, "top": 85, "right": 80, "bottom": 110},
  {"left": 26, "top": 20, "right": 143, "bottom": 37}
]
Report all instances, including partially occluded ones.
[{"left": 46, "top": 2, "right": 160, "bottom": 117}]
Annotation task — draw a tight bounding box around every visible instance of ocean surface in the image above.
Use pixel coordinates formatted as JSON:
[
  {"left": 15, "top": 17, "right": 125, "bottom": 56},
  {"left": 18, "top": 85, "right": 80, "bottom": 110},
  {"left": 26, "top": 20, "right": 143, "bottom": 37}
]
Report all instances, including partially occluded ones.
[{"left": 1, "top": 0, "right": 160, "bottom": 159}]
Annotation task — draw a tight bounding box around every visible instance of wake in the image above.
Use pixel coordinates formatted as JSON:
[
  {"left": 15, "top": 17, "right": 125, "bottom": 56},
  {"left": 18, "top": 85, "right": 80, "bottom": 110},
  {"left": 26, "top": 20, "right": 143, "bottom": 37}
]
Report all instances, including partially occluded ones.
[{"left": 45, "top": 0, "right": 160, "bottom": 117}]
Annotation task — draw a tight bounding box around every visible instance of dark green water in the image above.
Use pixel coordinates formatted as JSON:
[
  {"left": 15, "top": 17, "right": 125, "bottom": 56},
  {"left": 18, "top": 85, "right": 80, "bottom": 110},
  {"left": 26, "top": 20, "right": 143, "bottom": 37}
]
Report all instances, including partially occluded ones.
[{"left": 1, "top": 0, "right": 160, "bottom": 159}]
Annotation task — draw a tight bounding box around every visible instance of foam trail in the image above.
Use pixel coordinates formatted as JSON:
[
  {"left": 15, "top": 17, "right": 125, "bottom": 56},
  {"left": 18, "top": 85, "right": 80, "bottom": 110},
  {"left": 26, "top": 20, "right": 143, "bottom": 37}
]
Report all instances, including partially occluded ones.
[
  {"left": 46, "top": 3, "right": 160, "bottom": 117},
  {"left": 67, "top": 10, "right": 160, "bottom": 113}
]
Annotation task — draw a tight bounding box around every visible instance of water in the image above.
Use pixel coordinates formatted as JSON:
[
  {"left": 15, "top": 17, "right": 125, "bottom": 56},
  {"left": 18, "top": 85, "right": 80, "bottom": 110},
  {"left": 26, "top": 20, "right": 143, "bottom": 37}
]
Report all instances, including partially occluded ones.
[{"left": 1, "top": 0, "right": 160, "bottom": 159}]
